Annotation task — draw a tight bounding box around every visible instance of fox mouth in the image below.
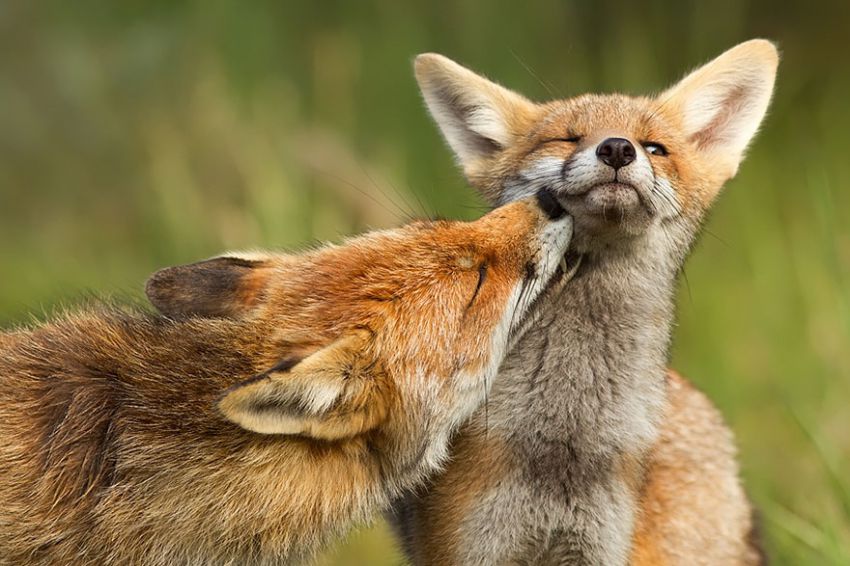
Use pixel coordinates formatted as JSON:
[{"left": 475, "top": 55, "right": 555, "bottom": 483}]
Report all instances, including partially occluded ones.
[
  {"left": 568, "top": 182, "right": 644, "bottom": 220},
  {"left": 556, "top": 180, "right": 655, "bottom": 243}
]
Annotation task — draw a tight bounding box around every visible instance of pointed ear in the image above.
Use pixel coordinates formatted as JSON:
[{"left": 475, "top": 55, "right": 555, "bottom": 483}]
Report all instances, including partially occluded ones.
[
  {"left": 660, "top": 39, "right": 779, "bottom": 180},
  {"left": 414, "top": 53, "right": 538, "bottom": 174},
  {"left": 145, "top": 254, "right": 277, "bottom": 319},
  {"left": 218, "top": 330, "right": 390, "bottom": 440}
]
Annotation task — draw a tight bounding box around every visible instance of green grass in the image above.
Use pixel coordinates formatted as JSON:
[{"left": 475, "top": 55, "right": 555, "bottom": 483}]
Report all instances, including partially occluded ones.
[{"left": 1, "top": 1, "right": 848, "bottom": 563}]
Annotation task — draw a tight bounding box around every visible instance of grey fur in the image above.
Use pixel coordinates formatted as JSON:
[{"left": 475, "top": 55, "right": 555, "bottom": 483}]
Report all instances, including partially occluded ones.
[{"left": 393, "top": 214, "right": 697, "bottom": 564}]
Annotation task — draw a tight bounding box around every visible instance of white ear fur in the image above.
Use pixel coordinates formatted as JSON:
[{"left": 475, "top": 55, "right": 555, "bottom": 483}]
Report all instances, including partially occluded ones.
[
  {"left": 218, "top": 360, "right": 346, "bottom": 436},
  {"left": 661, "top": 39, "right": 779, "bottom": 178},
  {"left": 414, "top": 53, "right": 536, "bottom": 168},
  {"left": 218, "top": 331, "right": 382, "bottom": 439}
]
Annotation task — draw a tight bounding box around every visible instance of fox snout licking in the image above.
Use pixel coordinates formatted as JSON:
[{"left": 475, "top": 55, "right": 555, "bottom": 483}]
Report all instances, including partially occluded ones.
[{"left": 0, "top": 195, "right": 570, "bottom": 565}]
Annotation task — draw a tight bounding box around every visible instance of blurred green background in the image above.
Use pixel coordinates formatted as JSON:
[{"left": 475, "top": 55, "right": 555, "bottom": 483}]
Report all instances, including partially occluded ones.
[{"left": 1, "top": 0, "right": 848, "bottom": 563}]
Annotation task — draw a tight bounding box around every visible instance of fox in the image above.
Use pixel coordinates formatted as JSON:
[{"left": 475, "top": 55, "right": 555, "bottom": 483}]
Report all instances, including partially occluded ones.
[
  {"left": 390, "top": 40, "right": 778, "bottom": 565},
  {"left": 0, "top": 194, "right": 573, "bottom": 565}
]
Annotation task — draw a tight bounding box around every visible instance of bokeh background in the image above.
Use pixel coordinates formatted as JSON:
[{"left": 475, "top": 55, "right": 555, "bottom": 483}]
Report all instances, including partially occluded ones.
[{"left": 1, "top": 1, "right": 848, "bottom": 563}]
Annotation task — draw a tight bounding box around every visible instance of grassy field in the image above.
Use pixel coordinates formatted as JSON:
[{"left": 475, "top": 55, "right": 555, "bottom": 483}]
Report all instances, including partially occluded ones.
[{"left": 1, "top": 1, "right": 848, "bottom": 563}]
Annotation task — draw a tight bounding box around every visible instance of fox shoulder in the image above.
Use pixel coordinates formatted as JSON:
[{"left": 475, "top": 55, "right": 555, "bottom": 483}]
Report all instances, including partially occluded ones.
[{"left": 631, "top": 371, "right": 762, "bottom": 565}]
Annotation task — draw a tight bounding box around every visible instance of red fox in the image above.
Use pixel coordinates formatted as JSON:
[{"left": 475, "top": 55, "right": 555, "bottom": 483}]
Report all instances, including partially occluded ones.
[
  {"left": 391, "top": 40, "right": 778, "bottom": 564},
  {"left": 0, "top": 195, "right": 572, "bottom": 564}
]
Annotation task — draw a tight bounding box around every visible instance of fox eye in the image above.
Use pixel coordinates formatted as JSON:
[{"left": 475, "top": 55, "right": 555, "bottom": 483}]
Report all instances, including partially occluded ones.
[
  {"left": 467, "top": 263, "right": 488, "bottom": 308},
  {"left": 642, "top": 142, "right": 668, "bottom": 156},
  {"left": 551, "top": 135, "right": 581, "bottom": 144}
]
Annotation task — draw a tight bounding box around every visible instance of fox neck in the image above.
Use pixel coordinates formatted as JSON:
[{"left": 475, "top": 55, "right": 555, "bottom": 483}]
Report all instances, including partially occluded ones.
[
  {"left": 383, "top": 371, "right": 491, "bottom": 487},
  {"left": 494, "top": 218, "right": 696, "bottom": 464},
  {"left": 580, "top": 214, "right": 697, "bottom": 265}
]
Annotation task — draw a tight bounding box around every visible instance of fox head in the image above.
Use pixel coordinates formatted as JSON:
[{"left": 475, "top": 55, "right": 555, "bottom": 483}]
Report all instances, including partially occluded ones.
[
  {"left": 146, "top": 195, "right": 571, "bottom": 452},
  {"left": 414, "top": 40, "right": 778, "bottom": 257}
]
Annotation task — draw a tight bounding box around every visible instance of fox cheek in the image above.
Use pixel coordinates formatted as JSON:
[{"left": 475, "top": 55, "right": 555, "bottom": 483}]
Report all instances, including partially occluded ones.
[
  {"left": 504, "top": 157, "right": 566, "bottom": 204},
  {"left": 649, "top": 176, "right": 684, "bottom": 219}
]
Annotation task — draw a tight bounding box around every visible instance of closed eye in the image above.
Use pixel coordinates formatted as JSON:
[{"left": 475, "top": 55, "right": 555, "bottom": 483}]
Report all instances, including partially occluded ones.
[
  {"left": 545, "top": 135, "right": 582, "bottom": 144},
  {"left": 467, "top": 263, "right": 488, "bottom": 308}
]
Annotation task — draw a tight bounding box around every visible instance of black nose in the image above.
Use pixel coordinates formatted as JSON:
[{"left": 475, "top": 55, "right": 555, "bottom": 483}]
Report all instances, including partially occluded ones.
[
  {"left": 535, "top": 188, "right": 566, "bottom": 220},
  {"left": 596, "top": 137, "right": 636, "bottom": 169}
]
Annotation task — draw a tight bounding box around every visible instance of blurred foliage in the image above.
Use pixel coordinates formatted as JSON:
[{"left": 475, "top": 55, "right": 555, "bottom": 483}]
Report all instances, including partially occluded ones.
[{"left": 1, "top": 0, "right": 849, "bottom": 563}]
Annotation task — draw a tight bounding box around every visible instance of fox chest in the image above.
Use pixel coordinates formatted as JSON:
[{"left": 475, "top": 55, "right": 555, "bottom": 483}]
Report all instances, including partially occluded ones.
[{"left": 506, "top": 474, "right": 638, "bottom": 566}]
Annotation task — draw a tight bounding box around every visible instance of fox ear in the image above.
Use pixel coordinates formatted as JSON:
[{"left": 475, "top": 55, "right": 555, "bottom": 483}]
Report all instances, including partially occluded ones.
[
  {"left": 145, "top": 254, "right": 277, "bottom": 319},
  {"left": 414, "top": 53, "right": 538, "bottom": 177},
  {"left": 660, "top": 39, "right": 778, "bottom": 180},
  {"left": 218, "top": 330, "right": 389, "bottom": 440}
]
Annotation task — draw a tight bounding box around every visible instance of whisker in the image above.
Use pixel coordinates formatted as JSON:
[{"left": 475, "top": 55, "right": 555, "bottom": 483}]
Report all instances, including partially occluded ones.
[
  {"left": 643, "top": 89, "right": 677, "bottom": 126},
  {"left": 308, "top": 168, "right": 409, "bottom": 222},
  {"left": 510, "top": 276, "right": 536, "bottom": 340},
  {"left": 645, "top": 193, "right": 660, "bottom": 217},
  {"left": 649, "top": 177, "right": 681, "bottom": 218},
  {"left": 483, "top": 371, "right": 489, "bottom": 440},
  {"left": 408, "top": 186, "right": 435, "bottom": 222},
  {"left": 703, "top": 228, "right": 730, "bottom": 248},
  {"left": 457, "top": 204, "right": 493, "bottom": 213},
  {"left": 390, "top": 176, "right": 436, "bottom": 222},
  {"left": 681, "top": 264, "right": 694, "bottom": 307},
  {"left": 659, "top": 221, "right": 679, "bottom": 254},
  {"left": 356, "top": 161, "right": 419, "bottom": 220},
  {"left": 510, "top": 49, "right": 560, "bottom": 99},
  {"left": 508, "top": 280, "right": 527, "bottom": 337}
]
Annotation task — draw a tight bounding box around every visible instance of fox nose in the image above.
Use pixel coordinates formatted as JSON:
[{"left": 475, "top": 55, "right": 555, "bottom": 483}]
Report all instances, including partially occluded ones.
[
  {"left": 596, "top": 137, "right": 636, "bottom": 170},
  {"left": 535, "top": 188, "right": 567, "bottom": 220}
]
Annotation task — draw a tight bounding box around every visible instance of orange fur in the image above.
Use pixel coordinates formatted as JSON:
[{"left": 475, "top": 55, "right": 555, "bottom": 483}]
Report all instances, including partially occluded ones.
[
  {"left": 0, "top": 197, "right": 571, "bottom": 564},
  {"left": 629, "top": 372, "right": 763, "bottom": 565}
]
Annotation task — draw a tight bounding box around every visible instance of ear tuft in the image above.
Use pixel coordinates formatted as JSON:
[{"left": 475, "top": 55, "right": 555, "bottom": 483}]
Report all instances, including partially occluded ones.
[
  {"left": 146, "top": 255, "right": 270, "bottom": 319},
  {"left": 218, "top": 331, "right": 388, "bottom": 440},
  {"left": 218, "top": 367, "right": 345, "bottom": 437},
  {"left": 661, "top": 39, "right": 779, "bottom": 179},
  {"left": 414, "top": 53, "right": 537, "bottom": 170}
]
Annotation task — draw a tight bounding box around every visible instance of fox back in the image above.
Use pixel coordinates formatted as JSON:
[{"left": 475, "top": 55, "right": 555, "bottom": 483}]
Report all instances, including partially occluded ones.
[{"left": 0, "top": 196, "right": 571, "bottom": 565}]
